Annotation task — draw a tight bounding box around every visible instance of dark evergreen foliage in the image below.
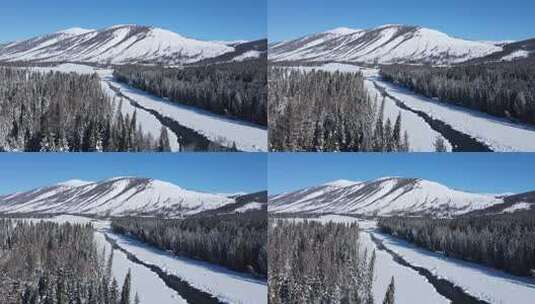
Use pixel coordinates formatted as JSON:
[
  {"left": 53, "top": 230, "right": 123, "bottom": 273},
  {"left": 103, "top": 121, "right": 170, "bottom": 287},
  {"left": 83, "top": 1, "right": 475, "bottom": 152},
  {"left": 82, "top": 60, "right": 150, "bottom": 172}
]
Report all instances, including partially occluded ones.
[
  {"left": 111, "top": 212, "right": 267, "bottom": 277},
  {"left": 0, "top": 219, "right": 133, "bottom": 304},
  {"left": 0, "top": 68, "right": 161, "bottom": 151},
  {"left": 380, "top": 61, "right": 535, "bottom": 125},
  {"left": 269, "top": 67, "right": 409, "bottom": 151},
  {"left": 378, "top": 213, "right": 535, "bottom": 276},
  {"left": 382, "top": 277, "right": 395, "bottom": 304},
  {"left": 113, "top": 60, "right": 267, "bottom": 126},
  {"left": 268, "top": 220, "right": 377, "bottom": 304}
]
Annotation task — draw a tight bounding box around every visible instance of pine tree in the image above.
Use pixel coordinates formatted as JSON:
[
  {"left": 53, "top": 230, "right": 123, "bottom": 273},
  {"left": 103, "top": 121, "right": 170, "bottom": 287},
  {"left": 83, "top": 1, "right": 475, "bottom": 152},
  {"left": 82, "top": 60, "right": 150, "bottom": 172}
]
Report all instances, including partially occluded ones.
[
  {"left": 383, "top": 276, "right": 395, "bottom": 304},
  {"left": 120, "top": 270, "right": 132, "bottom": 304},
  {"left": 434, "top": 136, "right": 447, "bottom": 152},
  {"left": 110, "top": 278, "right": 119, "bottom": 304},
  {"left": 158, "top": 127, "right": 171, "bottom": 152},
  {"left": 393, "top": 113, "right": 402, "bottom": 151}
]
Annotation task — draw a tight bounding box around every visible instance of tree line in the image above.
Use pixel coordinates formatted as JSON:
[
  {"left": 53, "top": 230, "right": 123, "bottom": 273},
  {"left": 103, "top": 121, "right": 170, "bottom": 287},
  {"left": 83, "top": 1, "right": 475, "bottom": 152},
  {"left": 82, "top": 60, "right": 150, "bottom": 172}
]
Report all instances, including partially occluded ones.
[
  {"left": 269, "top": 67, "right": 409, "bottom": 152},
  {"left": 380, "top": 60, "right": 535, "bottom": 125},
  {"left": 378, "top": 212, "right": 535, "bottom": 276},
  {"left": 0, "top": 219, "right": 136, "bottom": 304},
  {"left": 269, "top": 220, "right": 395, "bottom": 304},
  {"left": 111, "top": 212, "right": 267, "bottom": 277},
  {"left": 113, "top": 60, "right": 267, "bottom": 126},
  {"left": 0, "top": 67, "right": 171, "bottom": 152}
]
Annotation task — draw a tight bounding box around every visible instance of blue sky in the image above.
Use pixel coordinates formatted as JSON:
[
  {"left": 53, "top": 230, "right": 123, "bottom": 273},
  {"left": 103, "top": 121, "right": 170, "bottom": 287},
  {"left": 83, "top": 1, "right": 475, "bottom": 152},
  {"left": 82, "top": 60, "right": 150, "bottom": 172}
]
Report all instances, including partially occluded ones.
[
  {"left": 269, "top": 0, "right": 534, "bottom": 42},
  {"left": 0, "top": 153, "right": 266, "bottom": 195},
  {"left": 268, "top": 153, "right": 535, "bottom": 195},
  {"left": 0, "top": 0, "right": 266, "bottom": 43}
]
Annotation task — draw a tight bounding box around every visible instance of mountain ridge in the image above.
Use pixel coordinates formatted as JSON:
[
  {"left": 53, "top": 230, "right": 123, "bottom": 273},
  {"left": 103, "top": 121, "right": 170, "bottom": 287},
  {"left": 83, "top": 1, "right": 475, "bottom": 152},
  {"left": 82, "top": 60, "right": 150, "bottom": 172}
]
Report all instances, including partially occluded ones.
[
  {"left": 0, "top": 24, "right": 237, "bottom": 65},
  {"left": 0, "top": 177, "right": 242, "bottom": 217},
  {"left": 269, "top": 24, "right": 526, "bottom": 64},
  {"left": 269, "top": 177, "right": 534, "bottom": 217}
]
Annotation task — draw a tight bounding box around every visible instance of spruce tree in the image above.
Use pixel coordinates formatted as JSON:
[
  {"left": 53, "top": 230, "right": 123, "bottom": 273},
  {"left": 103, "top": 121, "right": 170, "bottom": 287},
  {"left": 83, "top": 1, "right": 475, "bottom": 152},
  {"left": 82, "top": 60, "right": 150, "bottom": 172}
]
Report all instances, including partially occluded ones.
[
  {"left": 383, "top": 277, "right": 395, "bottom": 304},
  {"left": 120, "top": 270, "right": 132, "bottom": 304}
]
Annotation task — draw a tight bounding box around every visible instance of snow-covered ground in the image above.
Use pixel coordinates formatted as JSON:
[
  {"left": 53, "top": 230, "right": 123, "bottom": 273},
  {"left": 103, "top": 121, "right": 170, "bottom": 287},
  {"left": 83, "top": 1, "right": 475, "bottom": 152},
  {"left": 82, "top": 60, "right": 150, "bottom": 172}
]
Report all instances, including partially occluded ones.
[
  {"left": 30, "top": 215, "right": 267, "bottom": 304},
  {"left": 288, "top": 214, "right": 535, "bottom": 304},
  {"left": 374, "top": 228, "right": 535, "bottom": 304},
  {"left": 235, "top": 202, "right": 264, "bottom": 213},
  {"left": 293, "top": 63, "right": 451, "bottom": 151},
  {"left": 103, "top": 226, "right": 267, "bottom": 304},
  {"left": 98, "top": 69, "right": 267, "bottom": 152},
  {"left": 100, "top": 81, "right": 180, "bottom": 151},
  {"left": 30, "top": 63, "right": 98, "bottom": 74},
  {"left": 94, "top": 231, "right": 186, "bottom": 304},
  {"left": 373, "top": 76, "right": 535, "bottom": 152}
]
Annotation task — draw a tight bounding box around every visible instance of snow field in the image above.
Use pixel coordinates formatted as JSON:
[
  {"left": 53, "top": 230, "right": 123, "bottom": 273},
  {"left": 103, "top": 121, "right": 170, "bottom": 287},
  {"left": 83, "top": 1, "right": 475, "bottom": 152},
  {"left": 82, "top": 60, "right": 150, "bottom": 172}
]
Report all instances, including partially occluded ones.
[
  {"left": 105, "top": 230, "right": 268, "bottom": 304},
  {"left": 100, "top": 80, "right": 181, "bottom": 151},
  {"left": 93, "top": 231, "right": 187, "bottom": 304},
  {"left": 373, "top": 231, "right": 535, "bottom": 304},
  {"left": 374, "top": 78, "right": 535, "bottom": 151}
]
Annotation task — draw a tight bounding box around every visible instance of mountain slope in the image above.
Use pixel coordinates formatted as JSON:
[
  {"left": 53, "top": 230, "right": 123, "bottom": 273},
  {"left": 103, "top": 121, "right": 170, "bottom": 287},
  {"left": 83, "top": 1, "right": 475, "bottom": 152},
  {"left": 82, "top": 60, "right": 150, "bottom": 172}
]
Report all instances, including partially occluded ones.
[
  {"left": 465, "top": 190, "right": 535, "bottom": 215},
  {"left": 0, "top": 177, "right": 234, "bottom": 217},
  {"left": 269, "top": 25, "right": 502, "bottom": 65},
  {"left": 193, "top": 191, "right": 267, "bottom": 216},
  {"left": 0, "top": 25, "right": 234, "bottom": 65},
  {"left": 191, "top": 39, "right": 267, "bottom": 65},
  {"left": 467, "top": 38, "right": 535, "bottom": 62},
  {"left": 269, "top": 177, "right": 507, "bottom": 217}
]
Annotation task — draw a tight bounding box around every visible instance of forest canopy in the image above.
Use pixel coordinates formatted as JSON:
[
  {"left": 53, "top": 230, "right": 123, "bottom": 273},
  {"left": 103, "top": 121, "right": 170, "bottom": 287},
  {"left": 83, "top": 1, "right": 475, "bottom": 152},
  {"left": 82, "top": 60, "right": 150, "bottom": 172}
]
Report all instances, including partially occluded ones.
[
  {"left": 380, "top": 60, "right": 535, "bottom": 125},
  {"left": 113, "top": 60, "right": 267, "bottom": 126}
]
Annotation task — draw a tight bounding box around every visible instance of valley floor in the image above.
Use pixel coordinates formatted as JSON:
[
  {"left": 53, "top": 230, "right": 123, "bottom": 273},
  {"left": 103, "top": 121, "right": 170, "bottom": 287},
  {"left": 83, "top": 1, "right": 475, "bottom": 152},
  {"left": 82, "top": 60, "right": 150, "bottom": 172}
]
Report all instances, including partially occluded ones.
[
  {"left": 29, "top": 63, "right": 267, "bottom": 152},
  {"left": 294, "top": 63, "right": 535, "bottom": 152},
  {"left": 31, "top": 215, "right": 267, "bottom": 304},
  {"left": 295, "top": 215, "right": 535, "bottom": 304}
]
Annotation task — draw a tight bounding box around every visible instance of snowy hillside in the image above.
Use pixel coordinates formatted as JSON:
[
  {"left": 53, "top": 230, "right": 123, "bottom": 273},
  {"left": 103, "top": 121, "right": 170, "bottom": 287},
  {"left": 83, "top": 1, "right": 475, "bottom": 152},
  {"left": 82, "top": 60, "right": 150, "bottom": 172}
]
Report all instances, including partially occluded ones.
[
  {"left": 269, "top": 177, "right": 507, "bottom": 216},
  {"left": 269, "top": 24, "right": 503, "bottom": 64},
  {"left": 0, "top": 177, "right": 234, "bottom": 217},
  {"left": 0, "top": 25, "right": 234, "bottom": 65}
]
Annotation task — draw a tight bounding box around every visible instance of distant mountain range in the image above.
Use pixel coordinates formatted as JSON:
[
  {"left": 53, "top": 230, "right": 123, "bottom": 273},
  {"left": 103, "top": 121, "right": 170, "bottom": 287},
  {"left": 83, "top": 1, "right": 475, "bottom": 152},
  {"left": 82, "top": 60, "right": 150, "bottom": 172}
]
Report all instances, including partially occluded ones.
[
  {"left": 0, "top": 25, "right": 265, "bottom": 65},
  {"left": 269, "top": 177, "right": 535, "bottom": 217},
  {"left": 269, "top": 24, "right": 534, "bottom": 64},
  {"left": 0, "top": 177, "right": 265, "bottom": 217}
]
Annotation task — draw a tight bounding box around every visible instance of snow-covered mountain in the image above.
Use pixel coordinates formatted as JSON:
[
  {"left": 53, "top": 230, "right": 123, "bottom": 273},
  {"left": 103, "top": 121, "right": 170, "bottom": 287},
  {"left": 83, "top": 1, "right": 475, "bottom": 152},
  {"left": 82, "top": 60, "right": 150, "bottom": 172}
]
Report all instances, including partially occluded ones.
[
  {"left": 269, "top": 177, "right": 512, "bottom": 217},
  {"left": 269, "top": 24, "right": 503, "bottom": 64},
  {"left": 0, "top": 25, "right": 234, "bottom": 65},
  {"left": 0, "top": 177, "right": 235, "bottom": 217}
]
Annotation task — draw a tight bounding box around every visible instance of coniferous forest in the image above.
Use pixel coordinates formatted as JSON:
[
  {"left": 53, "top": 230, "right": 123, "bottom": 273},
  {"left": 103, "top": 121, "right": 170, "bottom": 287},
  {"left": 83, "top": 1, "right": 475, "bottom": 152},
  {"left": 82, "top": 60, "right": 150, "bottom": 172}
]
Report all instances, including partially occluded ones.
[
  {"left": 113, "top": 59, "right": 267, "bottom": 126},
  {"left": 268, "top": 68, "right": 409, "bottom": 152},
  {"left": 378, "top": 212, "right": 535, "bottom": 276},
  {"left": 269, "top": 220, "right": 390, "bottom": 304},
  {"left": 0, "top": 219, "right": 134, "bottom": 304},
  {"left": 111, "top": 212, "right": 267, "bottom": 277},
  {"left": 380, "top": 59, "right": 535, "bottom": 125},
  {"left": 0, "top": 68, "right": 168, "bottom": 152}
]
